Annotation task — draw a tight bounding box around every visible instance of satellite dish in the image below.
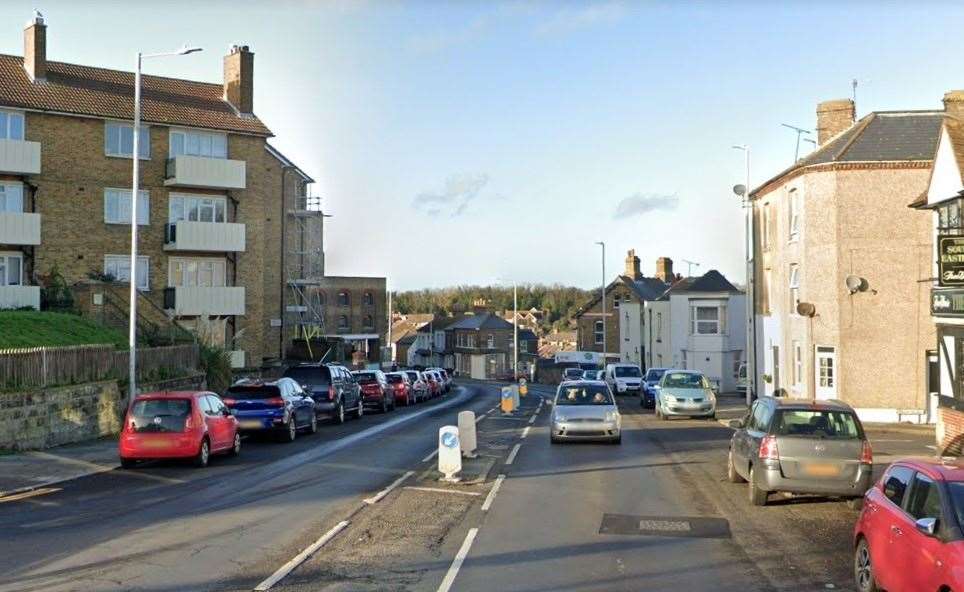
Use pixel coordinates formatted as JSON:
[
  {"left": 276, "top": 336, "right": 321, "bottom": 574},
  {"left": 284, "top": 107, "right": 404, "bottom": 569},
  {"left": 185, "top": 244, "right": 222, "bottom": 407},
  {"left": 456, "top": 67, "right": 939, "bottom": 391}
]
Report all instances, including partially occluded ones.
[
  {"left": 845, "top": 275, "right": 867, "bottom": 295},
  {"left": 733, "top": 184, "right": 747, "bottom": 197},
  {"left": 796, "top": 302, "right": 816, "bottom": 317}
]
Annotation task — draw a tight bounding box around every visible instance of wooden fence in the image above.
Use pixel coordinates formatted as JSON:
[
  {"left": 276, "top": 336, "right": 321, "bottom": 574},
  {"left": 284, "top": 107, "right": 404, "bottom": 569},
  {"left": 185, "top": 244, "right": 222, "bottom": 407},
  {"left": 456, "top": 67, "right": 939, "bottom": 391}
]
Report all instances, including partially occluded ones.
[{"left": 0, "top": 343, "right": 200, "bottom": 391}]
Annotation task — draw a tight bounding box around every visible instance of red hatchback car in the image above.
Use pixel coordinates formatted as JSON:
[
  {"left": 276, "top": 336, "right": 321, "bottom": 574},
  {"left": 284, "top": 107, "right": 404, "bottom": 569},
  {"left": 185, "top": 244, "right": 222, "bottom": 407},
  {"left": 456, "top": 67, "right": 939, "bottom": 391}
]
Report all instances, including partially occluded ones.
[
  {"left": 119, "top": 391, "right": 241, "bottom": 468},
  {"left": 853, "top": 458, "right": 964, "bottom": 591}
]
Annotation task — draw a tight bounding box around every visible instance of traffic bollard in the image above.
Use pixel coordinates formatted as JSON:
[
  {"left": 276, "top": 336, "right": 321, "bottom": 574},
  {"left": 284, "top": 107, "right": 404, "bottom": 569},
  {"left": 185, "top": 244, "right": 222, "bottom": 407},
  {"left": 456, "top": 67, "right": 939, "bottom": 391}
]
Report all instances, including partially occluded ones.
[
  {"left": 458, "top": 411, "right": 477, "bottom": 458},
  {"left": 438, "top": 425, "right": 462, "bottom": 482},
  {"left": 501, "top": 386, "right": 515, "bottom": 414}
]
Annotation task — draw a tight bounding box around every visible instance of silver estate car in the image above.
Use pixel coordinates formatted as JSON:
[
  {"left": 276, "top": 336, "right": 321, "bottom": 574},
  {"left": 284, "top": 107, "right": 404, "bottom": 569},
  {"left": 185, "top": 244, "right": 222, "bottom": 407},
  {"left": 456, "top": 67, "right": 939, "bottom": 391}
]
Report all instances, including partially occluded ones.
[
  {"left": 726, "top": 397, "right": 873, "bottom": 506},
  {"left": 654, "top": 370, "right": 717, "bottom": 419},
  {"left": 550, "top": 381, "right": 621, "bottom": 444}
]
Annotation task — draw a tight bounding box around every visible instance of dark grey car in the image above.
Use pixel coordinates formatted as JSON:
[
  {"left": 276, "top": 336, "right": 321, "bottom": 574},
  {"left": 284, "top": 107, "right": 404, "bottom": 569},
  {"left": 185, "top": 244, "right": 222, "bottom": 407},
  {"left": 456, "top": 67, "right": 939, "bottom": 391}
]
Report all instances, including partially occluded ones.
[
  {"left": 727, "top": 398, "right": 873, "bottom": 506},
  {"left": 282, "top": 363, "right": 363, "bottom": 424}
]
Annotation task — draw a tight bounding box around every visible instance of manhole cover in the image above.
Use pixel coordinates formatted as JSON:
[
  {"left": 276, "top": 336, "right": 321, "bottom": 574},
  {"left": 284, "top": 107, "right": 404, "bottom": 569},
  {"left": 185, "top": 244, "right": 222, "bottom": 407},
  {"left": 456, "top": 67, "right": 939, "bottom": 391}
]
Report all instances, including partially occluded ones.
[{"left": 599, "top": 513, "right": 730, "bottom": 538}]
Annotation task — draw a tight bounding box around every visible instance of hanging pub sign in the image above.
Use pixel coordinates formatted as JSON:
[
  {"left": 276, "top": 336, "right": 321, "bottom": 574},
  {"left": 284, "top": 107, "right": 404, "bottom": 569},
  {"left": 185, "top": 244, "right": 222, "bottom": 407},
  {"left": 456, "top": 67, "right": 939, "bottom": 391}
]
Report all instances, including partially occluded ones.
[
  {"left": 932, "top": 288, "right": 964, "bottom": 317},
  {"left": 939, "top": 236, "right": 964, "bottom": 286}
]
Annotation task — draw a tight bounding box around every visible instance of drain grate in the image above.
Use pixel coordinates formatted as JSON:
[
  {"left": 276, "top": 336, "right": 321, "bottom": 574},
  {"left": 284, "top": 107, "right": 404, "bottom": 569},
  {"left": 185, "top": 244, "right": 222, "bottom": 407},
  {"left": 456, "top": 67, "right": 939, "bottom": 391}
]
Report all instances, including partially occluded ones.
[{"left": 599, "top": 513, "right": 731, "bottom": 538}]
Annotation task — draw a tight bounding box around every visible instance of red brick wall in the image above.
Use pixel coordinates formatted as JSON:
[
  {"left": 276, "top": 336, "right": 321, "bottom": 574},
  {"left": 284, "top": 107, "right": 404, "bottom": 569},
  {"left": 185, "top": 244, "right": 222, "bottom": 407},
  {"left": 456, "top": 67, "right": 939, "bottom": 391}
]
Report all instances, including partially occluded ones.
[{"left": 938, "top": 405, "right": 964, "bottom": 455}]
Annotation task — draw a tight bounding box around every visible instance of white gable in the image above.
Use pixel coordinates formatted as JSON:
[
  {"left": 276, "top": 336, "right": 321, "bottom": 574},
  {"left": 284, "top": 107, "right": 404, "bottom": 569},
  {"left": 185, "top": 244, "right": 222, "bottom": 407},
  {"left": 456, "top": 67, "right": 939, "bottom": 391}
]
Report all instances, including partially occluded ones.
[{"left": 927, "top": 125, "right": 964, "bottom": 205}]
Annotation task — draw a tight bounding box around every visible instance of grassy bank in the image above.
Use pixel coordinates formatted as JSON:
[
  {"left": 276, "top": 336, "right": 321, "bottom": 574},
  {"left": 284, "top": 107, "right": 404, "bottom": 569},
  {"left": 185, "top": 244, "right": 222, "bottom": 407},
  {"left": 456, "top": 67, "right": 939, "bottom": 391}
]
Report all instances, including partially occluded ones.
[{"left": 0, "top": 311, "right": 127, "bottom": 349}]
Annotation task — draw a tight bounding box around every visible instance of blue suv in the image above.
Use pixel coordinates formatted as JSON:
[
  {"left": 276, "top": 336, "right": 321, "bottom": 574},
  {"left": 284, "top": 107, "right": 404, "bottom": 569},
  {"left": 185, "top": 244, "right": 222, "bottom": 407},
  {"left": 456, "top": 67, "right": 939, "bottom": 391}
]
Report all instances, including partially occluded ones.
[
  {"left": 222, "top": 378, "right": 317, "bottom": 442},
  {"left": 641, "top": 367, "right": 668, "bottom": 408}
]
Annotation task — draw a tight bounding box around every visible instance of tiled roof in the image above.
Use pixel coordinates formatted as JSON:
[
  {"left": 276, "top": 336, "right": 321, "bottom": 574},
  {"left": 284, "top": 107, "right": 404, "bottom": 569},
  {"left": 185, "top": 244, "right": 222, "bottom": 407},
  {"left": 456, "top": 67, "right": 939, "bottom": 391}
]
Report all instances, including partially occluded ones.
[
  {"left": 666, "top": 270, "right": 741, "bottom": 294},
  {"left": 0, "top": 54, "right": 272, "bottom": 136},
  {"left": 446, "top": 313, "right": 515, "bottom": 331},
  {"left": 626, "top": 276, "right": 671, "bottom": 301}
]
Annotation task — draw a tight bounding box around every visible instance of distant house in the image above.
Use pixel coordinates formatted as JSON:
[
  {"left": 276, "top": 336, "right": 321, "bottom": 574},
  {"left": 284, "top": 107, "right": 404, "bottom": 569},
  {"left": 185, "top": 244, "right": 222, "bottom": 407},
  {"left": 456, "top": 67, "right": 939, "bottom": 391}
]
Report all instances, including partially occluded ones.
[
  {"left": 539, "top": 330, "right": 576, "bottom": 358},
  {"left": 500, "top": 308, "right": 544, "bottom": 332},
  {"left": 445, "top": 312, "right": 536, "bottom": 379}
]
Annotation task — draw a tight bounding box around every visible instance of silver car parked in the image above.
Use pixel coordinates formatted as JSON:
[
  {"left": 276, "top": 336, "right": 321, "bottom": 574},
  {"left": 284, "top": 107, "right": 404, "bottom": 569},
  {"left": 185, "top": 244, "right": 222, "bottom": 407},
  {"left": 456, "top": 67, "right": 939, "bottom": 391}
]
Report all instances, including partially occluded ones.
[
  {"left": 550, "top": 381, "right": 621, "bottom": 444},
  {"left": 726, "top": 397, "right": 873, "bottom": 506}
]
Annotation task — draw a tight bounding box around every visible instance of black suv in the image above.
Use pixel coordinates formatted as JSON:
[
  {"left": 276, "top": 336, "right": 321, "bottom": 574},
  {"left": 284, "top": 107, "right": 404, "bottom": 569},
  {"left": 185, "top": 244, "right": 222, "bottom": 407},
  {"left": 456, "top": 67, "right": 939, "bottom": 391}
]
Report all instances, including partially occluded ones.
[{"left": 282, "top": 363, "right": 363, "bottom": 424}]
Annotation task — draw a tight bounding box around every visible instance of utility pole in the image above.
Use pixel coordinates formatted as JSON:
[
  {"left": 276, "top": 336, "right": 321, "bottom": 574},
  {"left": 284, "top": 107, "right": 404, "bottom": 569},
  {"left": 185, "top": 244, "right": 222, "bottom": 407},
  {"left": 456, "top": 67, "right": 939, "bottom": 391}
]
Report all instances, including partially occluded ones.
[
  {"left": 513, "top": 282, "right": 518, "bottom": 380},
  {"left": 732, "top": 144, "right": 755, "bottom": 407},
  {"left": 595, "top": 241, "right": 606, "bottom": 368}
]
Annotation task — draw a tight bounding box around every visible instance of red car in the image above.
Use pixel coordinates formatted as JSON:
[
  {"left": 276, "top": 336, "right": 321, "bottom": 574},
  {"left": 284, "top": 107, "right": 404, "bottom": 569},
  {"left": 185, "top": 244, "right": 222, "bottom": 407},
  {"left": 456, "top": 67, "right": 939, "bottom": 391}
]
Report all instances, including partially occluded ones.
[
  {"left": 424, "top": 372, "right": 441, "bottom": 397},
  {"left": 353, "top": 370, "right": 395, "bottom": 413},
  {"left": 119, "top": 391, "right": 240, "bottom": 468},
  {"left": 853, "top": 458, "right": 964, "bottom": 591},
  {"left": 385, "top": 372, "right": 415, "bottom": 406}
]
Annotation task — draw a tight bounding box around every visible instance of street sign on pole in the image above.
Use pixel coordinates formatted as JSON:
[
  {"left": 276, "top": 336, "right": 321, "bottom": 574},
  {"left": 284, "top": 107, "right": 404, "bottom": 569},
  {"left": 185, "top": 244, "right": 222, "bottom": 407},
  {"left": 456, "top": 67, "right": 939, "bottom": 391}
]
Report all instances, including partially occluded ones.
[
  {"left": 438, "top": 426, "right": 461, "bottom": 482},
  {"left": 458, "top": 411, "right": 477, "bottom": 458}
]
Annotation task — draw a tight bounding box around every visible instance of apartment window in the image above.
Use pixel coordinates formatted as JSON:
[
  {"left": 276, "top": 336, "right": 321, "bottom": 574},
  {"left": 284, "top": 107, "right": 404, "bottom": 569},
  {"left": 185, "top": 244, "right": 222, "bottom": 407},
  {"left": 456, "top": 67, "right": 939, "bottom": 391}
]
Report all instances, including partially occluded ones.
[
  {"left": 169, "top": 195, "right": 226, "bottom": 223},
  {"left": 691, "top": 305, "right": 726, "bottom": 335},
  {"left": 467, "top": 334, "right": 476, "bottom": 348},
  {"left": 104, "top": 255, "right": 149, "bottom": 291},
  {"left": 594, "top": 320, "right": 604, "bottom": 345},
  {"left": 362, "top": 314, "right": 374, "bottom": 329},
  {"left": 105, "top": 122, "right": 150, "bottom": 159},
  {"left": 0, "top": 252, "right": 23, "bottom": 286},
  {"left": 169, "top": 258, "right": 226, "bottom": 288},
  {"left": 793, "top": 341, "right": 803, "bottom": 386},
  {"left": 0, "top": 183, "right": 24, "bottom": 213},
  {"left": 487, "top": 334, "right": 495, "bottom": 349},
  {"left": 104, "top": 189, "right": 150, "bottom": 225},
  {"left": 938, "top": 198, "right": 964, "bottom": 233},
  {"left": 363, "top": 291, "right": 374, "bottom": 306},
  {"left": 761, "top": 203, "right": 771, "bottom": 250},
  {"left": 0, "top": 110, "right": 24, "bottom": 141},
  {"left": 788, "top": 188, "right": 800, "bottom": 240},
  {"left": 337, "top": 315, "right": 349, "bottom": 330},
  {"left": 337, "top": 291, "right": 350, "bottom": 306},
  {"left": 170, "top": 129, "right": 227, "bottom": 159},
  {"left": 789, "top": 264, "right": 801, "bottom": 313},
  {"left": 520, "top": 340, "right": 528, "bottom": 353},
  {"left": 656, "top": 312, "right": 663, "bottom": 342}
]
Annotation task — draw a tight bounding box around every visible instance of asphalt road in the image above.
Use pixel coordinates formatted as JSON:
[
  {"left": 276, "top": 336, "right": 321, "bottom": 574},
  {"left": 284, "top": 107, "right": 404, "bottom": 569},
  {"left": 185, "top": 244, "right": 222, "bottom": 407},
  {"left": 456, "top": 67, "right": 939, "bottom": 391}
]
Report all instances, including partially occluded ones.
[{"left": 0, "top": 383, "right": 497, "bottom": 592}]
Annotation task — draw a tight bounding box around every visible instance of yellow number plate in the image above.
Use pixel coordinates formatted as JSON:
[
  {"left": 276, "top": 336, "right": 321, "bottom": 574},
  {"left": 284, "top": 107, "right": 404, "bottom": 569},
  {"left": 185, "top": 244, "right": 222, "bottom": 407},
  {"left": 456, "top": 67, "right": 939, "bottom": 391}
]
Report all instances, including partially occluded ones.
[{"left": 803, "top": 463, "right": 840, "bottom": 477}]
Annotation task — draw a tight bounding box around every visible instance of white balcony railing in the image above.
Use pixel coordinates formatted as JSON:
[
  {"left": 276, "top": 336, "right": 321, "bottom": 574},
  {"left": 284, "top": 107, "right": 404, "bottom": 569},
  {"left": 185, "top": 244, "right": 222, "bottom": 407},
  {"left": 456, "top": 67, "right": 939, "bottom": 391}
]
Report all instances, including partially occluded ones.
[
  {"left": 164, "top": 286, "right": 245, "bottom": 316},
  {"left": 164, "top": 220, "right": 245, "bottom": 252},
  {"left": 164, "top": 155, "right": 246, "bottom": 190},
  {"left": 0, "top": 139, "right": 41, "bottom": 175},
  {"left": 0, "top": 212, "right": 41, "bottom": 245},
  {"left": 0, "top": 285, "right": 40, "bottom": 310}
]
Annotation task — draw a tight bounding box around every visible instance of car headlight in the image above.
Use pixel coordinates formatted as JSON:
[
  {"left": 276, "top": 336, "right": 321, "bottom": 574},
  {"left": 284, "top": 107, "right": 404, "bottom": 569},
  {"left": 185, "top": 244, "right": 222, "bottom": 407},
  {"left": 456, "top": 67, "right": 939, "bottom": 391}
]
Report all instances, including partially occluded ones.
[
  {"left": 662, "top": 395, "right": 676, "bottom": 403},
  {"left": 553, "top": 413, "right": 567, "bottom": 422},
  {"left": 605, "top": 411, "right": 618, "bottom": 422}
]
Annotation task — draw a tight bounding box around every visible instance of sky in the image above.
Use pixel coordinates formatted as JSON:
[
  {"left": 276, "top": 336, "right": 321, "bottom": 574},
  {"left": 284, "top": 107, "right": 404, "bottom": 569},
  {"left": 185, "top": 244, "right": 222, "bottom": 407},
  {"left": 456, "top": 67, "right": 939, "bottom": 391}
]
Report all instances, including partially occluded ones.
[{"left": 1, "top": 0, "right": 963, "bottom": 290}]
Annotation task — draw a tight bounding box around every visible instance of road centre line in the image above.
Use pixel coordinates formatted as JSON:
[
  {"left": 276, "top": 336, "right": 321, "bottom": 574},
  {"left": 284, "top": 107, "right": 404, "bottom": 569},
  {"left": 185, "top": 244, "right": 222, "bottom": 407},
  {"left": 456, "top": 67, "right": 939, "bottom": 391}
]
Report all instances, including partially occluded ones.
[
  {"left": 528, "top": 415, "right": 536, "bottom": 425},
  {"left": 475, "top": 412, "right": 488, "bottom": 423},
  {"left": 422, "top": 449, "right": 439, "bottom": 463},
  {"left": 253, "top": 520, "right": 350, "bottom": 591},
  {"left": 521, "top": 426, "right": 531, "bottom": 439},
  {"left": 405, "top": 486, "right": 481, "bottom": 497},
  {"left": 505, "top": 443, "right": 521, "bottom": 465},
  {"left": 436, "top": 527, "right": 478, "bottom": 592},
  {"left": 364, "top": 470, "right": 415, "bottom": 505},
  {"left": 480, "top": 474, "right": 505, "bottom": 511}
]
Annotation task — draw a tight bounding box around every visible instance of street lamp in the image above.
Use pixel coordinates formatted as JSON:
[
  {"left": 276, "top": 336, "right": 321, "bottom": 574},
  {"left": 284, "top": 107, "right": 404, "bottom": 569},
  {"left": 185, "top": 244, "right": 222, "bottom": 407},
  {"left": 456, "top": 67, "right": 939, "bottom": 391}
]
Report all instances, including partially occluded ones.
[
  {"left": 495, "top": 277, "right": 518, "bottom": 380},
  {"left": 128, "top": 45, "right": 202, "bottom": 407},
  {"left": 732, "top": 144, "right": 755, "bottom": 407},
  {"left": 595, "top": 241, "right": 606, "bottom": 368}
]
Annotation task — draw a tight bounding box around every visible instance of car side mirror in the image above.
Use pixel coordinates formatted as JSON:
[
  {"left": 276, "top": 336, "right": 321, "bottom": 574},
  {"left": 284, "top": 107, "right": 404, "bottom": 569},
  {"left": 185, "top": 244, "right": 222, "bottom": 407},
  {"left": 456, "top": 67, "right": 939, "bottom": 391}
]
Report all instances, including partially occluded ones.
[
  {"left": 223, "top": 408, "right": 234, "bottom": 417},
  {"left": 916, "top": 517, "right": 938, "bottom": 537},
  {"left": 728, "top": 419, "right": 744, "bottom": 429}
]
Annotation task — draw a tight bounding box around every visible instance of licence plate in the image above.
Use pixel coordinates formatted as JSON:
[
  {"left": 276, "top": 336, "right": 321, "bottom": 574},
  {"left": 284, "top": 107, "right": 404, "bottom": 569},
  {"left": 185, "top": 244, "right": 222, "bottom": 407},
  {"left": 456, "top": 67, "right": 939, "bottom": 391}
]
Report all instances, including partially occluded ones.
[
  {"left": 802, "top": 463, "right": 841, "bottom": 477},
  {"left": 239, "top": 420, "right": 264, "bottom": 430},
  {"left": 142, "top": 439, "right": 173, "bottom": 449}
]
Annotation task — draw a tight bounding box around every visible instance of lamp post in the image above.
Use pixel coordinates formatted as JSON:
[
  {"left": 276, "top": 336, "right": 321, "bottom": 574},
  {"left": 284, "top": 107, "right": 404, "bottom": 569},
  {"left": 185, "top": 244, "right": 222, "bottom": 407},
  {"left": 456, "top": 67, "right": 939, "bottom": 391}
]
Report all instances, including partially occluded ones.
[
  {"left": 595, "top": 241, "right": 606, "bottom": 368},
  {"left": 128, "top": 46, "right": 202, "bottom": 408},
  {"left": 496, "top": 277, "right": 518, "bottom": 380},
  {"left": 732, "top": 144, "right": 755, "bottom": 407}
]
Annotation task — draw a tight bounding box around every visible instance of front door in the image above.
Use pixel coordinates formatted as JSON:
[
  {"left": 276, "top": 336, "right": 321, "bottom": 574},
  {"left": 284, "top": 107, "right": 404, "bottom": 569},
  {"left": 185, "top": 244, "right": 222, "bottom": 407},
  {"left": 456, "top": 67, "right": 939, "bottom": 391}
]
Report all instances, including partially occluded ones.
[{"left": 815, "top": 346, "right": 837, "bottom": 400}]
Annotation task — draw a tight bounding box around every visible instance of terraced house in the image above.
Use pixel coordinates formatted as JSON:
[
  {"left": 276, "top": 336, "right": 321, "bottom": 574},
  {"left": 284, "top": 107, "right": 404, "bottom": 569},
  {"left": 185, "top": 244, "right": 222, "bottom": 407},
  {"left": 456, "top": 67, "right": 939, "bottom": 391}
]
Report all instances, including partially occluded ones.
[{"left": 0, "top": 14, "right": 322, "bottom": 368}]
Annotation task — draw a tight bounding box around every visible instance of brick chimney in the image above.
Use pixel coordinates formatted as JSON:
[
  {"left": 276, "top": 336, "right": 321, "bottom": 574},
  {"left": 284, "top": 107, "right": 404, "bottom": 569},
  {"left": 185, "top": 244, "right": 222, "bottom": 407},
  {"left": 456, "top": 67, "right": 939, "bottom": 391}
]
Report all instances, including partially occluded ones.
[
  {"left": 816, "top": 99, "right": 855, "bottom": 145},
  {"left": 655, "top": 257, "right": 674, "bottom": 283},
  {"left": 224, "top": 44, "right": 254, "bottom": 115},
  {"left": 944, "top": 91, "right": 964, "bottom": 121},
  {"left": 23, "top": 11, "right": 46, "bottom": 83},
  {"left": 624, "top": 249, "right": 641, "bottom": 280}
]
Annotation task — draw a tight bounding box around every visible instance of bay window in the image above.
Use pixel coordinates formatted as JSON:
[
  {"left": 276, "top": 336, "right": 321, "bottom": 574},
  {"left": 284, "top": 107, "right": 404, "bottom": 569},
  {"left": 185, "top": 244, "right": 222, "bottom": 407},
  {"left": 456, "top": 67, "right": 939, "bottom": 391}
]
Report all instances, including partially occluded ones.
[
  {"left": 104, "top": 255, "right": 149, "bottom": 291},
  {"left": 104, "top": 189, "right": 150, "bottom": 225},
  {"left": 105, "top": 122, "right": 150, "bottom": 159},
  {"left": 170, "top": 129, "right": 227, "bottom": 159}
]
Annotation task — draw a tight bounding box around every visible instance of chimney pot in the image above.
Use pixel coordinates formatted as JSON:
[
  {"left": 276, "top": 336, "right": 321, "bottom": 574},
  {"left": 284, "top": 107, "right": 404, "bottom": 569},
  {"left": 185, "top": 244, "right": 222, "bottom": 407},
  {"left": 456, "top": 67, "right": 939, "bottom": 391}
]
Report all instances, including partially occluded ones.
[
  {"left": 23, "top": 12, "right": 47, "bottom": 83},
  {"left": 944, "top": 91, "right": 964, "bottom": 121},
  {"left": 655, "top": 257, "right": 674, "bottom": 283},
  {"left": 224, "top": 44, "right": 254, "bottom": 114},
  {"left": 816, "top": 99, "right": 855, "bottom": 146},
  {"left": 624, "top": 249, "right": 641, "bottom": 280}
]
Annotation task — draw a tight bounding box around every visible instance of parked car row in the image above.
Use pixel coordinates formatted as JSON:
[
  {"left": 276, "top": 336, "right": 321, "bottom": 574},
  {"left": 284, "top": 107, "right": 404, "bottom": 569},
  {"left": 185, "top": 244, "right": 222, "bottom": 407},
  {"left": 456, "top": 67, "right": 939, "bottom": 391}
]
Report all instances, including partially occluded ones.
[{"left": 117, "top": 364, "right": 454, "bottom": 468}]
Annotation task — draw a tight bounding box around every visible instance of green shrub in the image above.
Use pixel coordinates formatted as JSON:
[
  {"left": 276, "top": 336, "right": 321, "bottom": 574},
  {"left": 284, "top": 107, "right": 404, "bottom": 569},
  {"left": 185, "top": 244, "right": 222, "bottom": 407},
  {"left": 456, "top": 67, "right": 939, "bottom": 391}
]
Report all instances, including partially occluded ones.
[{"left": 200, "top": 344, "right": 233, "bottom": 394}]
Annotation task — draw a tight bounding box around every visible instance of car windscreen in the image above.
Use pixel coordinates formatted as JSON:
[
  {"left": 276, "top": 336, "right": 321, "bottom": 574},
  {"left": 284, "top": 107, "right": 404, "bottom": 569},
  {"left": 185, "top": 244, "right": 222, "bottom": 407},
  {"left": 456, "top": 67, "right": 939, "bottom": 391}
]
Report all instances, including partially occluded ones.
[
  {"left": 386, "top": 374, "right": 404, "bottom": 384},
  {"left": 225, "top": 384, "right": 281, "bottom": 399},
  {"left": 645, "top": 369, "right": 666, "bottom": 381},
  {"left": 283, "top": 366, "right": 330, "bottom": 386},
  {"left": 555, "top": 384, "right": 614, "bottom": 405},
  {"left": 771, "top": 409, "right": 862, "bottom": 439},
  {"left": 614, "top": 366, "right": 641, "bottom": 378},
  {"left": 662, "top": 372, "right": 707, "bottom": 389},
  {"left": 406, "top": 372, "right": 420, "bottom": 381},
  {"left": 564, "top": 369, "right": 583, "bottom": 377},
  {"left": 354, "top": 373, "right": 378, "bottom": 384},
  {"left": 131, "top": 399, "right": 191, "bottom": 433}
]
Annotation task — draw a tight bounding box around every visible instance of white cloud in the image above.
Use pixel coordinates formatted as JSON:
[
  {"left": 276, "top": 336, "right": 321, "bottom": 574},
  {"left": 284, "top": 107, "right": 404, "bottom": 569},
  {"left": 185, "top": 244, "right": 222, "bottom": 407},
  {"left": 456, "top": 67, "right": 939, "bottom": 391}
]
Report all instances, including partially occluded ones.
[
  {"left": 413, "top": 173, "right": 491, "bottom": 217},
  {"left": 613, "top": 193, "right": 679, "bottom": 219},
  {"left": 534, "top": 1, "right": 627, "bottom": 36}
]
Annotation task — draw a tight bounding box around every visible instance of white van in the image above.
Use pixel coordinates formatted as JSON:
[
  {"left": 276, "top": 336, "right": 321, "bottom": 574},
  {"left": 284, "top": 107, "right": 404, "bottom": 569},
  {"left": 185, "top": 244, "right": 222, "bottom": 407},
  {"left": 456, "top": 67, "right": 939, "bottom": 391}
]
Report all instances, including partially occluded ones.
[{"left": 605, "top": 363, "right": 643, "bottom": 396}]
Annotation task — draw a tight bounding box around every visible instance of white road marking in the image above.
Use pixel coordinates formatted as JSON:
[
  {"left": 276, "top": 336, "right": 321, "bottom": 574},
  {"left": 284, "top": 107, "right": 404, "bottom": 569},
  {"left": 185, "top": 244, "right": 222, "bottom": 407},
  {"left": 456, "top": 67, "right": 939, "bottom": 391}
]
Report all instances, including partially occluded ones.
[
  {"left": 475, "top": 412, "right": 488, "bottom": 424},
  {"left": 437, "top": 527, "right": 478, "bottom": 592},
  {"left": 422, "top": 449, "right": 439, "bottom": 463},
  {"left": 405, "top": 486, "right": 481, "bottom": 497},
  {"left": 481, "top": 474, "right": 505, "bottom": 511},
  {"left": 521, "top": 426, "right": 531, "bottom": 439},
  {"left": 364, "top": 470, "right": 415, "bottom": 505},
  {"left": 505, "top": 443, "right": 521, "bottom": 465},
  {"left": 927, "top": 445, "right": 938, "bottom": 450},
  {"left": 253, "top": 520, "right": 349, "bottom": 591},
  {"left": 528, "top": 414, "right": 537, "bottom": 425}
]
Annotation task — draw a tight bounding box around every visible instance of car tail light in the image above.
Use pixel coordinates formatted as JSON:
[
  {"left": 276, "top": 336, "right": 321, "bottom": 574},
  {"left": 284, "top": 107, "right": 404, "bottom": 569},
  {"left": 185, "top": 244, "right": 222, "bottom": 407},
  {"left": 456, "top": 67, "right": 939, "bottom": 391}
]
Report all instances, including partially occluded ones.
[
  {"left": 184, "top": 414, "right": 195, "bottom": 432},
  {"left": 265, "top": 397, "right": 285, "bottom": 407},
  {"left": 759, "top": 435, "right": 779, "bottom": 460},
  {"left": 860, "top": 441, "right": 873, "bottom": 464},
  {"left": 328, "top": 385, "right": 336, "bottom": 401}
]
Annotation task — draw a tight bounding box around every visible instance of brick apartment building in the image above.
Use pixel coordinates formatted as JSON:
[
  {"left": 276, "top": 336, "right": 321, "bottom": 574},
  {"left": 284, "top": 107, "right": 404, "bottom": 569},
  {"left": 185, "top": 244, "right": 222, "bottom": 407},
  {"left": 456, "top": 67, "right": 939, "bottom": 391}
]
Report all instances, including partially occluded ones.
[{"left": 0, "top": 14, "right": 324, "bottom": 368}]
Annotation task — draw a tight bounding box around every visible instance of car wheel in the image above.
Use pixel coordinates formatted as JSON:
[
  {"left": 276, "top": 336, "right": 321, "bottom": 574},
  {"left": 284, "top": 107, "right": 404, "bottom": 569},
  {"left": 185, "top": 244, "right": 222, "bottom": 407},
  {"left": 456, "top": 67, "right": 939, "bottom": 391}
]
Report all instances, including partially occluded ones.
[
  {"left": 307, "top": 413, "right": 318, "bottom": 434},
  {"left": 727, "top": 448, "right": 745, "bottom": 483},
  {"left": 640, "top": 398, "right": 645, "bottom": 407},
  {"left": 854, "top": 537, "right": 879, "bottom": 592},
  {"left": 229, "top": 433, "right": 241, "bottom": 456},
  {"left": 612, "top": 435, "right": 622, "bottom": 445},
  {"left": 279, "top": 418, "right": 297, "bottom": 443},
  {"left": 120, "top": 457, "right": 137, "bottom": 469},
  {"left": 194, "top": 438, "right": 210, "bottom": 468},
  {"left": 748, "top": 466, "right": 768, "bottom": 506},
  {"left": 550, "top": 435, "right": 560, "bottom": 445},
  {"left": 355, "top": 401, "right": 364, "bottom": 419},
  {"left": 334, "top": 402, "right": 346, "bottom": 425},
  {"left": 381, "top": 397, "right": 389, "bottom": 413}
]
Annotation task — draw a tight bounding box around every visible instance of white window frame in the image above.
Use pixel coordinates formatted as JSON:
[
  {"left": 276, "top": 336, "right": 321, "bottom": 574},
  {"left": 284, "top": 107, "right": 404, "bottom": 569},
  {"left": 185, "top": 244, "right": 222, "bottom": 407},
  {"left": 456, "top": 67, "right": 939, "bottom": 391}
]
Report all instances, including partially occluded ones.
[
  {"left": 691, "top": 304, "right": 725, "bottom": 335},
  {"left": 104, "top": 188, "right": 150, "bottom": 225},
  {"left": 793, "top": 341, "right": 803, "bottom": 387},
  {"left": 169, "top": 128, "right": 228, "bottom": 159},
  {"left": 168, "top": 257, "right": 227, "bottom": 288},
  {"left": 656, "top": 312, "right": 663, "bottom": 342},
  {"left": 788, "top": 187, "right": 800, "bottom": 241},
  {"left": 168, "top": 193, "right": 227, "bottom": 224},
  {"left": 487, "top": 334, "right": 495, "bottom": 349},
  {"left": 594, "top": 320, "right": 604, "bottom": 345},
  {"left": 0, "top": 251, "right": 24, "bottom": 286},
  {"left": 761, "top": 203, "right": 770, "bottom": 250},
  {"left": 104, "top": 255, "right": 150, "bottom": 291},
  {"left": 789, "top": 264, "right": 801, "bottom": 314},
  {"left": 0, "top": 109, "right": 25, "bottom": 141},
  {"left": 104, "top": 121, "right": 151, "bottom": 159},
  {"left": 467, "top": 334, "right": 476, "bottom": 349},
  {"left": 520, "top": 340, "right": 528, "bottom": 353},
  {"left": 0, "top": 182, "right": 24, "bottom": 214}
]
